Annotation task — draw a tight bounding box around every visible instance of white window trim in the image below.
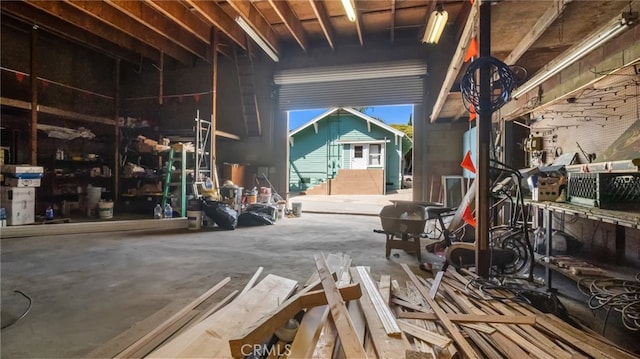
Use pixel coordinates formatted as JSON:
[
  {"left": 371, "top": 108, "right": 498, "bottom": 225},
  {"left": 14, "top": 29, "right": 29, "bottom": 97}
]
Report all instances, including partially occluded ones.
[{"left": 349, "top": 143, "right": 385, "bottom": 168}]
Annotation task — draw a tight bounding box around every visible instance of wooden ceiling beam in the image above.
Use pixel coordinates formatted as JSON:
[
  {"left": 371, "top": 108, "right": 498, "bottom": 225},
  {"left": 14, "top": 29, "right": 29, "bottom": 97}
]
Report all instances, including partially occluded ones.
[
  {"left": 503, "top": 0, "right": 572, "bottom": 65},
  {"left": 267, "top": 0, "right": 308, "bottom": 52},
  {"left": 104, "top": 0, "right": 209, "bottom": 61},
  {"left": 430, "top": 0, "right": 479, "bottom": 123},
  {"left": 390, "top": 0, "right": 396, "bottom": 43},
  {"left": 61, "top": 0, "right": 192, "bottom": 64},
  {"left": 1, "top": 3, "right": 143, "bottom": 65},
  {"left": 308, "top": 0, "right": 335, "bottom": 51},
  {"left": 353, "top": 0, "right": 364, "bottom": 46},
  {"left": 183, "top": 0, "right": 246, "bottom": 50},
  {"left": 226, "top": 0, "right": 280, "bottom": 55},
  {"left": 146, "top": 0, "right": 210, "bottom": 44},
  {"left": 15, "top": 1, "right": 160, "bottom": 64}
]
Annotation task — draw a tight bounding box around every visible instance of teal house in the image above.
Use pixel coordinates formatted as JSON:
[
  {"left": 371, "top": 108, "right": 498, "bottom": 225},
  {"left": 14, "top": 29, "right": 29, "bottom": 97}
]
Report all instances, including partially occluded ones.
[{"left": 289, "top": 107, "right": 412, "bottom": 195}]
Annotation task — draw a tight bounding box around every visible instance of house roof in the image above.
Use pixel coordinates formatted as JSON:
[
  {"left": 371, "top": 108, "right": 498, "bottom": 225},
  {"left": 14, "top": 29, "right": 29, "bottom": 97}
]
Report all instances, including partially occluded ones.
[{"left": 289, "top": 107, "right": 410, "bottom": 140}]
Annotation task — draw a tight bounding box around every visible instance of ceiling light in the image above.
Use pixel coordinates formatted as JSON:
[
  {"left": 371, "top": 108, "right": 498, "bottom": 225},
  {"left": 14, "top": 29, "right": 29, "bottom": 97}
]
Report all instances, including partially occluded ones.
[
  {"left": 341, "top": 0, "right": 356, "bottom": 22},
  {"left": 235, "top": 17, "right": 279, "bottom": 62},
  {"left": 512, "top": 12, "right": 637, "bottom": 99},
  {"left": 422, "top": 5, "right": 448, "bottom": 44}
]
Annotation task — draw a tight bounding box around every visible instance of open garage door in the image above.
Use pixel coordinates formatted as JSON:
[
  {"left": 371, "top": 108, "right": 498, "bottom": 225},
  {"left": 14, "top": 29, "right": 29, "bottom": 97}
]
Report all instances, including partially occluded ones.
[{"left": 274, "top": 60, "right": 427, "bottom": 111}]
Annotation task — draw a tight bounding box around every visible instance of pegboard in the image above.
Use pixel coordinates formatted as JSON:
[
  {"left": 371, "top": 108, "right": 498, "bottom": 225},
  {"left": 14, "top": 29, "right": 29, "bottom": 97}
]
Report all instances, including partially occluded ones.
[{"left": 530, "top": 66, "right": 640, "bottom": 165}]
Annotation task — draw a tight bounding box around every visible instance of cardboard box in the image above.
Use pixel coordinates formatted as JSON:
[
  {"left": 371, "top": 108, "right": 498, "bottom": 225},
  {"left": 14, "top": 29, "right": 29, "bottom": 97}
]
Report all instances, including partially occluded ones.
[
  {"left": 0, "top": 187, "right": 35, "bottom": 225},
  {"left": 223, "top": 163, "right": 246, "bottom": 188},
  {"left": 0, "top": 165, "right": 44, "bottom": 174},
  {"left": 4, "top": 177, "right": 41, "bottom": 188}
]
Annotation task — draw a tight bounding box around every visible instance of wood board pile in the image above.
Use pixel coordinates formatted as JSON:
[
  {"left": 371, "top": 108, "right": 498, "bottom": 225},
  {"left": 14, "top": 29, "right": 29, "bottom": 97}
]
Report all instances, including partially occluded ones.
[{"left": 89, "top": 253, "right": 637, "bottom": 358}]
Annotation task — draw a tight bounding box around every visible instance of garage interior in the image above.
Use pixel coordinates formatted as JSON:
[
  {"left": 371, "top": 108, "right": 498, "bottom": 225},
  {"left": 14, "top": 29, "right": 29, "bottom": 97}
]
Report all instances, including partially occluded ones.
[{"left": 1, "top": 0, "right": 640, "bottom": 358}]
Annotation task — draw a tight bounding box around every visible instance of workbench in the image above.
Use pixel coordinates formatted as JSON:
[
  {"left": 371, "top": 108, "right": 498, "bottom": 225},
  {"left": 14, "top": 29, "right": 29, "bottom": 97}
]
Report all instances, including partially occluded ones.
[{"left": 528, "top": 200, "right": 640, "bottom": 290}]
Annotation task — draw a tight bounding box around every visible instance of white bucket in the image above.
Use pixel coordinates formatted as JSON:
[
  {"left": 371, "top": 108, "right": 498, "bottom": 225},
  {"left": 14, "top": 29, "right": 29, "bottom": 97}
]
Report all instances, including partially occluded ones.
[
  {"left": 292, "top": 202, "right": 302, "bottom": 217},
  {"left": 87, "top": 186, "right": 102, "bottom": 216},
  {"left": 97, "top": 201, "right": 114, "bottom": 219},
  {"left": 276, "top": 202, "right": 286, "bottom": 219},
  {"left": 187, "top": 210, "right": 202, "bottom": 230},
  {"left": 258, "top": 193, "right": 272, "bottom": 204}
]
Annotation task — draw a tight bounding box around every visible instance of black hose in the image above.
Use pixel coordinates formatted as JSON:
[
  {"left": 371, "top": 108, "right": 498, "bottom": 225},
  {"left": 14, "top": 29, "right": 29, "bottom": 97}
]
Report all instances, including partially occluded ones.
[{"left": 1, "top": 290, "right": 32, "bottom": 330}]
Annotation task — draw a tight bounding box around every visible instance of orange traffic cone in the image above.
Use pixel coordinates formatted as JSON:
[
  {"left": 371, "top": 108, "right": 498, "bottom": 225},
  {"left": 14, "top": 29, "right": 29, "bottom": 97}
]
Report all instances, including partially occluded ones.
[{"left": 464, "top": 38, "right": 478, "bottom": 62}]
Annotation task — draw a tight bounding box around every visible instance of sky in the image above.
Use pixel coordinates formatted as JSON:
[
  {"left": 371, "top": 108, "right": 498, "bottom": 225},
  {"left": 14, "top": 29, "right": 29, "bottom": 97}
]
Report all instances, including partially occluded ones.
[{"left": 288, "top": 104, "right": 413, "bottom": 130}]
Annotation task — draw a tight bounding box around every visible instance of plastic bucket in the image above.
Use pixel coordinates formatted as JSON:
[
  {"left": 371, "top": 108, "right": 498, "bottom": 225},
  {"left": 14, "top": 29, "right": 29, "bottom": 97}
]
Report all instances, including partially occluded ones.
[
  {"left": 97, "top": 201, "right": 113, "bottom": 219},
  {"left": 292, "top": 202, "right": 302, "bottom": 217},
  {"left": 187, "top": 210, "right": 202, "bottom": 230},
  {"left": 246, "top": 194, "right": 257, "bottom": 204},
  {"left": 276, "top": 202, "right": 286, "bottom": 219},
  {"left": 87, "top": 186, "right": 102, "bottom": 216}
]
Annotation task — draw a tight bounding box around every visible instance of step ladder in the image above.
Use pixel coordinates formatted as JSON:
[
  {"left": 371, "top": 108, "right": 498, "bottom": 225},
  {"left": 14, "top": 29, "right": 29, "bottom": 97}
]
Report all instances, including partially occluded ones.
[
  {"left": 161, "top": 147, "right": 175, "bottom": 208},
  {"left": 194, "top": 111, "right": 218, "bottom": 196}
]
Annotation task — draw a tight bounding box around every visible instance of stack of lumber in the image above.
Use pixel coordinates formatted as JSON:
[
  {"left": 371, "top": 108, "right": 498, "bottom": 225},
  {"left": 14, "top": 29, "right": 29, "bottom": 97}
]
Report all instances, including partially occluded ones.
[
  {"left": 89, "top": 253, "right": 637, "bottom": 358},
  {"left": 550, "top": 256, "right": 608, "bottom": 276}
]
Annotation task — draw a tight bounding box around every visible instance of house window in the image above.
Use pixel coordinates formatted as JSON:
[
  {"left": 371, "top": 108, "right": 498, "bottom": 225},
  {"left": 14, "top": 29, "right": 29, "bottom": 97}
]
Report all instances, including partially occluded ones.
[
  {"left": 354, "top": 145, "right": 363, "bottom": 158},
  {"left": 369, "top": 144, "right": 382, "bottom": 166}
]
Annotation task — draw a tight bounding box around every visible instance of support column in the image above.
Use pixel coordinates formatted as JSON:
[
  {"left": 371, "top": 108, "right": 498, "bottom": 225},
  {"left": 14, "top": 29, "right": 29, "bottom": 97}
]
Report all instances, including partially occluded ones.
[
  {"left": 30, "top": 25, "right": 38, "bottom": 165},
  {"left": 114, "top": 58, "right": 121, "bottom": 202},
  {"left": 412, "top": 103, "right": 428, "bottom": 202},
  {"left": 273, "top": 108, "right": 289, "bottom": 200},
  {"left": 210, "top": 29, "right": 219, "bottom": 187},
  {"left": 475, "top": 1, "right": 491, "bottom": 277}
]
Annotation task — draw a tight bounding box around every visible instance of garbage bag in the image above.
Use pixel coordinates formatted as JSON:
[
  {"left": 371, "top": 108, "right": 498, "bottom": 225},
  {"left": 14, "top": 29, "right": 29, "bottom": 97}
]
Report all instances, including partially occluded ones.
[
  {"left": 238, "top": 211, "right": 275, "bottom": 226},
  {"left": 245, "top": 203, "right": 276, "bottom": 219},
  {"left": 201, "top": 199, "right": 237, "bottom": 230}
]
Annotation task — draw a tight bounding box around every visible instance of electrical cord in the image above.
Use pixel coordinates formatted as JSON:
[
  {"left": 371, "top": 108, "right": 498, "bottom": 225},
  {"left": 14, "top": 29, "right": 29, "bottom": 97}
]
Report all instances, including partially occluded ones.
[
  {"left": 1, "top": 290, "right": 32, "bottom": 330},
  {"left": 577, "top": 277, "right": 640, "bottom": 332},
  {"left": 460, "top": 56, "right": 516, "bottom": 115}
]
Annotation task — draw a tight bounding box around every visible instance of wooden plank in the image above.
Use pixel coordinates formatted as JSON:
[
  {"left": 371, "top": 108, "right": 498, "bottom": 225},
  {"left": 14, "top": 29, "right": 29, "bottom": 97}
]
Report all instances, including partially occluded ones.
[
  {"left": 439, "top": 282, "right": 554, "bottom": 359},
  {"left": 148, "top": 274, "right": 297, "bottom": 358},
  {"left": 378, "top": 275, "right": 391, "bottom": 305},
  {"left": 308, "top": 0, "right": 334, "bottom": 50},
  {"left": 463, "top": 328, "right": 503, "bottom": 359},
  {"left": 189, "top": 290, "right": 238, "bottom": 325},
  {"left": 228, "top": 282, "right": 362, "bottom": 358},
  {"left": 314, "top": 255, "right": 368, "bottom": 359},
  {"left": 312, "top": 316, "right": 338, "bottom": 358},
  {"left": 397, "top": 311, "right": 536, "bottom": 325},
  {"left": 352, "top": 266, "right": 401, "bottom": 337},
  {"left": 115, "top": 277, "right": 231, "bottom": 358},
  {"left": 125, "top": 310, "right": 199, "bottom": 358},
  {"left": 391, "top": 297, "right": 431, "bottom": 313},
  {"left": 238, "top": 267, "right": 264, "bottom": 297},
  {"left": 292, "top": 256, "right": 351, "bottom": 359},
  {"left": 86, "top": 299, "right": 192, "bottom": 358},
  {"left": 349, "top": 268, "right": 408, "bottom": 358},
  {"left": 397, "top": 320, "right": 451, "bottom": 348},
  {"left": 400, "top": 264, "right": 479, "bottom": 359},
  {"left": 536, "top": 315, "right": 631, "bottom": 359},
  {"left": 267, "top": 0, "right": 308, "bottom": 51}
]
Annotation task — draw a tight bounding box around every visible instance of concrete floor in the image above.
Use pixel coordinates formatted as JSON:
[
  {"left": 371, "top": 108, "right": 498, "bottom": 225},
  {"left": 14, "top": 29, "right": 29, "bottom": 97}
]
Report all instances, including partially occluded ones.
[
  {"left": 1, "top": 213, "right": 419, "bottom": 358},
  {"left": 2, "top": 207, "right": 638, "bottom": 357}
]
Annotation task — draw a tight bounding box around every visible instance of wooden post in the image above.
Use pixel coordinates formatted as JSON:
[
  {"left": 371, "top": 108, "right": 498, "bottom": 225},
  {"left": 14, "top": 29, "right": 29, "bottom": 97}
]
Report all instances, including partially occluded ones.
[
  {"left": 114, "top": 58, "right": 121, "bottom": 202},
  {"left": 210, "top": 28, "right": 219, "bottom": 188},
  {"left": 475, "top": 1, "right": 491, "bottom": 277},
  {"left": 30, "top": 25, "right": 38, "bottom": 165}
]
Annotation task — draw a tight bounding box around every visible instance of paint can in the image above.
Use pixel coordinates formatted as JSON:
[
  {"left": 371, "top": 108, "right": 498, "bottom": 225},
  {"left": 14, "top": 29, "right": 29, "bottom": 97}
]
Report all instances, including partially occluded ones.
[
  {"left": 187, "top": 210, "right": 202, "bottom": 230},
  {"left": 97, "top": 201, "right": 114, "bottom": 219},
  {"left": 292, "top": 202, "right": 302, "bottom": 217}
]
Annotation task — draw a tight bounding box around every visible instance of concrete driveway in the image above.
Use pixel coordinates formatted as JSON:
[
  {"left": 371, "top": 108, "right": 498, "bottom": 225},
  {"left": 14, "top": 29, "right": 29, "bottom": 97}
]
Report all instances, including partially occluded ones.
[{"left": 289, "top": 189, "right": 413, "bottom": 216}]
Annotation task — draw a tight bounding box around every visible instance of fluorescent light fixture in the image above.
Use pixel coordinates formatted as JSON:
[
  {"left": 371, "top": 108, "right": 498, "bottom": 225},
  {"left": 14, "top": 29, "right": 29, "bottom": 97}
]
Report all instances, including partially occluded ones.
[
  {"left": 235, "top": 17, "right": 279, "bottom": 62},
  {"left": 341, "top": 0, "right": 356, "bottom": 22},
  {"left": 422, "top": 6, "right": 448, "bottom": 44},
  {"left": 512, "top": 13, "right": 636, "bottom": 99}
]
